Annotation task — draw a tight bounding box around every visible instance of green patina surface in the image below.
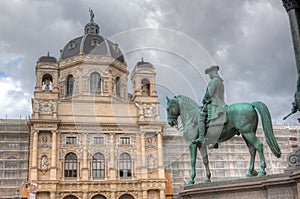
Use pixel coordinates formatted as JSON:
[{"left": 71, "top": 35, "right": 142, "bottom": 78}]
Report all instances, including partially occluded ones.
[{"left": 166, "top": 66, "right": 281, "bottom": 185}]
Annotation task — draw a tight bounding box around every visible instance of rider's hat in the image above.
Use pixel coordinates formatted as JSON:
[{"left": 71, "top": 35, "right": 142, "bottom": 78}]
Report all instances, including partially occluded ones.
[{"left": 205, "top": 65, "right": 219, "bottom": 74}]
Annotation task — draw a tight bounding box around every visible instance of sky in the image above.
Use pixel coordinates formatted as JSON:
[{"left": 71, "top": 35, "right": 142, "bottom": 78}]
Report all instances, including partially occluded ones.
[{"left": 0, "top": 0, "right": 298, "bottom": 125}]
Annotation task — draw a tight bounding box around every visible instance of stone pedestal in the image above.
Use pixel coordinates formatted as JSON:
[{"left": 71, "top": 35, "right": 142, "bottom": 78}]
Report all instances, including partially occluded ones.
[{"left": 180, "top": 168, "right": 300, "bottom": 199}]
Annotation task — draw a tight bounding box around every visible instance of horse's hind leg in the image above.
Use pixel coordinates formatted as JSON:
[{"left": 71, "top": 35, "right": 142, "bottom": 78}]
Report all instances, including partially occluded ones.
[
  {"left": 200, "top": 145, "right": 211, "bottom": 183},
  {"left": 186, "top": 143, "right": 197, "bottom": 185},
  {"left": 243, "top": 132, "right": 266, "bottom": 177},
  {"left": 243, "top": 135, "right": 256, "bottom": 177}
]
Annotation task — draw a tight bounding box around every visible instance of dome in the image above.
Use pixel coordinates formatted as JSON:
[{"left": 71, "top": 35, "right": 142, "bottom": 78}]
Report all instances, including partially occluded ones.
[
  {"left": 136, "top": 58, "right": 154, "bottom": 68},
  {"left": 38, "top": 53, "right": 57, "bottom": 63},
  {"left": 60, "top": 18, "right": 125, "bottom": 63}
]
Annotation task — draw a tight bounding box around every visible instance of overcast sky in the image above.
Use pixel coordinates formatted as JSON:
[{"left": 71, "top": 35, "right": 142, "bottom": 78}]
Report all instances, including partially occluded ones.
[{"left": 0, "top": 0, "right": 298, "bottom": 125}]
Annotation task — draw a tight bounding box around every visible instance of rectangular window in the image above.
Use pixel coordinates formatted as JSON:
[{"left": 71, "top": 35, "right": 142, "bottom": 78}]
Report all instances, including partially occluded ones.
[
  {"left": 4, "top": 170, "right": 18, "bottom": 178},
  {"left": 120, "top": 137, "right": 130, "bottom": 145},
  {"left": 94, "top": 137, "right": 104, "bottom": 145},
  {"left": 66, "top": 137, "right": 77, "bottom": 145}
]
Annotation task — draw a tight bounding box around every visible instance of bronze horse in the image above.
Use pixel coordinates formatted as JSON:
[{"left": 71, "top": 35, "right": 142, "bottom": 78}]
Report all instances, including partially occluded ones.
[{"left": 166, "top": 95, "right": 281, "bottom": 185}]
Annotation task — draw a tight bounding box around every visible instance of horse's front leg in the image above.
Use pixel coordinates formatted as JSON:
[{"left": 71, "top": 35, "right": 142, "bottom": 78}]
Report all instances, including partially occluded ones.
[
  {"left": 200, "top": 144, "right": 211, "bottom": 183},
  {"left": 186, "top": 143, "right": 197, "bottom": 186}
]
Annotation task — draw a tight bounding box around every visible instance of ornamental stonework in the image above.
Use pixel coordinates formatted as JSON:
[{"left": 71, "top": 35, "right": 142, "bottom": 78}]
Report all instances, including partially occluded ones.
[
  {"left": 283, "top": 0, "right": 300, "bottom": 12},
  {"left": 59, "top": 148, "right": 83, "bottom": 160},
  {"left": 135, "top": 102, "right": 159, "bottom": 118},
  {"left": 38, "top": 132, "right": 51, "bottom": 147},
  {"left": 146, "top": 136, "right": 157, "bottom": 148},
  {"left": 34, "top": 100, "right": 57, "bottom": 114}
]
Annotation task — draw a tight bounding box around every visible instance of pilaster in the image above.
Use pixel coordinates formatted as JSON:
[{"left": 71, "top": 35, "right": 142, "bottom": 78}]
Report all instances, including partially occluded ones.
[
  {"left": 109, "top": 133, "right": 116, "bottom": 179},
  {"left": 31, "top": 130, "right": 38, "bottom": 181},
  {"left": 82, "top": 133, "right": 89, "bottom": 180},
  {"left": 50, "top": 130, "right": 57, "bottom": 180},
  {"left": 157, "top": 131, "right": 164, "bottom": 178},
  {"left": 141, "top": 132, "right": 147, "bottom": 178}
]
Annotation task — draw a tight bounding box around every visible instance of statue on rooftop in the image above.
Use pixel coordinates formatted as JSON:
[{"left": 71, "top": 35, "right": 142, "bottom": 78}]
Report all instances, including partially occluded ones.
[{"left": 89, "top": 8, "right": 95, "bottom": 21}]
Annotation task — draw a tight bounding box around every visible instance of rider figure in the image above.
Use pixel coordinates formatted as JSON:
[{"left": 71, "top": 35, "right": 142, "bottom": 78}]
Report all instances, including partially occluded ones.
[{"left": 194, "top": 65, "right": 226, "bottom": 147}]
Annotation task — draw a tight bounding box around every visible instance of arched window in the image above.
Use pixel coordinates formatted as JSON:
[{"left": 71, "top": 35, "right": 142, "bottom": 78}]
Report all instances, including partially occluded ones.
[
  {"left": 90, "top": 72, "right": 101, "bottom": 94},
  {"left": 141, "top": 78, "right": 150, "bottom": 96},
  {"left": 67, "top": 75, "right": 74, "bottom": 96},
  {"left": 63, "top": 195, "right": 78, "bottom": 199},
  {"left": 119, "top": 194, "right": 134, "bottom": 199},
  {"left": 64, "top": 153, "right": 77, "bottom": 177},
  {"left": 92, "top": 153, "right": 105, "bottom": 178},
  {"left": 119, "top": 153, "right": 132, "bottom": 177},
  {"left": 42, "top": 74, "right": 53, "bottom": 92},
  {"left": 91, "top": 195, "right": 107, "bottom": 199},
  {"left": 115, "top": 77, "right": 121, "bottom": 97}
]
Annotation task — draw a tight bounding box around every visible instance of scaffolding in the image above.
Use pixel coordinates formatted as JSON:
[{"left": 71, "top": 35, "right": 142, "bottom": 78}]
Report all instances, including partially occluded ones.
[{"left": 0, "top": 118, "right": 29, "bottom": 199}]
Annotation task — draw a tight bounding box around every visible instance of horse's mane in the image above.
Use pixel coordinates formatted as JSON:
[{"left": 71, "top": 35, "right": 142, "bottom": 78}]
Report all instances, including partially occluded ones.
[
  {"left": 176, "top": 95, "right": 200, "bottom": 143},
  {"left": 176, "top": 95, "right": 199, "bottom": 111}
]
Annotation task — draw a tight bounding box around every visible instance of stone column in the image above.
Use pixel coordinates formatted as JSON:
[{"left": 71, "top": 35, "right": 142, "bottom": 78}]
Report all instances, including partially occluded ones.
[
  {"left": 111, "top": 192, "right": 116, "bottom": 199},
  {"left": 50, "top": 191, "right": 56, "bottom": 199},
  {"left": 82, "top": 133, "right": 89, "bottom": 180},
  {"left": 82, "top": 192, "right": 88, "bottom": 199},
  {"left": 157, "top": 132, "right": 164, "bottom": 178},
  {"left": 109, "top": 133, "right": 116, "bottom": 179},
  {"left": 31, "top": 130, "right": 38, "bottom": 180},
  {"left": 160, "top": 189, "right": 165, "bottom": 199},
  {"left": 143, "top": 190, "right": 148, "bottom": 199},
  {"left": 283, "top": 0, "right": 300, "bottom": 72},
  {"left": 50, "top": 130, "right": 57, "bottom": 180},
  {"left": 138, "top": 191, "right": 143, "bottom": 198},
  {"left": 141, "top": 132, "right": 147, "bottom": 178}
]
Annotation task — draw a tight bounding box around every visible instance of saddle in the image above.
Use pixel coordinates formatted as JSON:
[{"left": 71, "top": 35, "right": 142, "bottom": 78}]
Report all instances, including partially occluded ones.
[
  {"left": 205, "top": 107, "right": 228, "bottom": 149},
  {"left": 206, "top": 106, "right": 228, "bottom": 128}
]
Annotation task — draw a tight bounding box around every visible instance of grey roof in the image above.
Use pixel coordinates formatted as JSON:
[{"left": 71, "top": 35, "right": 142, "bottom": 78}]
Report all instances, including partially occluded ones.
[
  {"left": 38, "top": 55, "right": 57, "bottom": 63},
  {"left": 136, "top": 61, "right": 154, "bottom": 68},
  {"left": 60, "top": 20, "right": 125, "bottom": 63}
]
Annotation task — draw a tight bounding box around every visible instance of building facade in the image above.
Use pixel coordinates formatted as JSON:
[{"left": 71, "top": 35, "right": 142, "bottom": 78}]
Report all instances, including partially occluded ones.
[
  {"left": 0, "top": 119, "right": 29, "bottom": 199},
  {"left": 27, "top": 15, "right": 166, "bottom": 199}
]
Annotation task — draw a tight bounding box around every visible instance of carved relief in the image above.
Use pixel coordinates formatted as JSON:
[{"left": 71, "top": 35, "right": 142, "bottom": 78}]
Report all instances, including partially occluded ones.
[
  {"left": 34, "top": 100, "right": 57, "bottom": 115},
  {"left": 288, "top": 147, "right": 300, "bottom": 167},
  {"left": 39, "top": 133, "right": 51, "bottom": 147},
  {"left": 146, "top": 136, "right": 157, "bottom": 148},
  {"left": 40, "top": 155, "right": 49, "bottom": 173},
  {"left": 135, "top": 103, "right": 158, "bottom": 118},
  {"left": 147, "top": 154, "right": 156, "bottom": 170},
  {"left": 40, "top": 100, "right": 57, "bottom": 114}
]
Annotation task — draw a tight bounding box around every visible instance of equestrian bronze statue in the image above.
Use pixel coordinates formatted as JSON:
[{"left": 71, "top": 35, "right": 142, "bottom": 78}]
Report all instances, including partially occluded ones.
[{"left": 166, "top": 66, "right": 281, "bottom": 185}]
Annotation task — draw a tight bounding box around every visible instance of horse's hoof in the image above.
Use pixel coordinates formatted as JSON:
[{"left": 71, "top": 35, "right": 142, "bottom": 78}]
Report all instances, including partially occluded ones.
[
  {"left": 186, "top": 180, "right": 194, "bottom": 186},
  {"left": 204, "top": 179, "right": 211, "bottom": 184},
  {"left": 257, "top": 171, "right": 266, "bottom": 177},
  {"left": 246, "top": 173, "right": 252, "bottom": 177}
]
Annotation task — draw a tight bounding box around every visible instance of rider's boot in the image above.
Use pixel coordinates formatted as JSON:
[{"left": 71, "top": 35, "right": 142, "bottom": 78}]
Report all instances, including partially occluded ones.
[
  {"left": 208, "top": 143, "right": 219, "bottom": 149},
  {"left": 193, "top": 118, "right": 205, "bottom": 144}
]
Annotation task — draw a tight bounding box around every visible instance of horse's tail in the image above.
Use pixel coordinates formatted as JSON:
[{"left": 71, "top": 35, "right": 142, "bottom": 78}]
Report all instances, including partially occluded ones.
[{"left": 251, "top": 102, "right": 281, "bottom": 158}]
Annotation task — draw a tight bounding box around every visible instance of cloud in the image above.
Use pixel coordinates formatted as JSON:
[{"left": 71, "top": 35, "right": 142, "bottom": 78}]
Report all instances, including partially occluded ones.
[
  {"left": 0, "top": 0, "right": 297, "bottom": 124},
  {"left": 0, "top": 77, "right": 31, "bottom": 118}
]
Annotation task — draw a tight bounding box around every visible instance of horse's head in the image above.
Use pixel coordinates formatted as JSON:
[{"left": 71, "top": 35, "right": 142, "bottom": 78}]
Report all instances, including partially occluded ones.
[{"left": 166, "top": 96, "right": 180, "bottom": 127}]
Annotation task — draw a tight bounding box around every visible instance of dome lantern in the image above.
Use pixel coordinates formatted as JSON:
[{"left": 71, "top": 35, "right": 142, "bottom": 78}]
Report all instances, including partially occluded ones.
[{"left": 84, "top": 8, "right": 100, "bottom": 35}]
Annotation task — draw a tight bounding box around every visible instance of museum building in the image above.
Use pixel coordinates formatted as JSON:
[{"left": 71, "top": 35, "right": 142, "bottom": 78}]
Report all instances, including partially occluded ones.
[{"left": 27, "top": 15, "right": 166, "bottom": 199}]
